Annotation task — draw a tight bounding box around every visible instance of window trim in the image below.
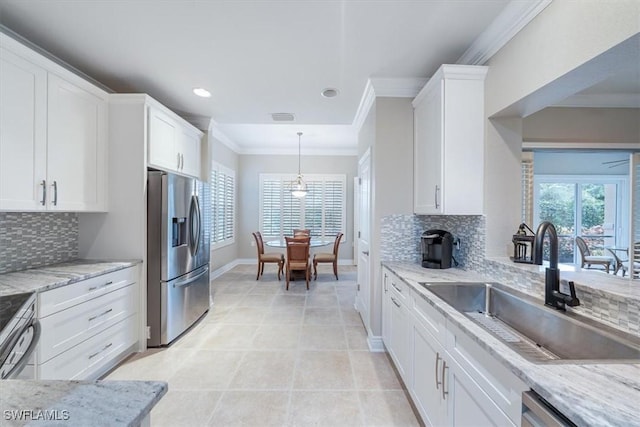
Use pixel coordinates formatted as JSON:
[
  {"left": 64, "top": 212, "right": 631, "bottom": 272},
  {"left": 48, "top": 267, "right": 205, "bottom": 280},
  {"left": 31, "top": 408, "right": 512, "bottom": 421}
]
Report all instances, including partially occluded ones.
[
  {"left": 259, "top": 173, "right": 347, "bottom": 240},
  {"left": 210, "top": 161, "right": 236, "bottom": 249},
  {"left": 533, "top": 174, "right": 629, "bottom": 262}
]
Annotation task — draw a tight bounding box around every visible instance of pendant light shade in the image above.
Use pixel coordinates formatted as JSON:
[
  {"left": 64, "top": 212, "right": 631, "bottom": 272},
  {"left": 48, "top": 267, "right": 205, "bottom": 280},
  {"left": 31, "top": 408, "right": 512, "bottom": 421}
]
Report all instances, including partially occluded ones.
[{"left": 291, "top": 132, "right": 307, "bottom": 198}]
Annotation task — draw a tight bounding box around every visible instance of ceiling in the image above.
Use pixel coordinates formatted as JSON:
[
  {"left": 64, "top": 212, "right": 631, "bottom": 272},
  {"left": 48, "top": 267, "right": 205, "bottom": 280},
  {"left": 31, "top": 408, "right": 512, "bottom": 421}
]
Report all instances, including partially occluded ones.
[{"left": 0, "top": 0, "right": 520, "bottom": 153}]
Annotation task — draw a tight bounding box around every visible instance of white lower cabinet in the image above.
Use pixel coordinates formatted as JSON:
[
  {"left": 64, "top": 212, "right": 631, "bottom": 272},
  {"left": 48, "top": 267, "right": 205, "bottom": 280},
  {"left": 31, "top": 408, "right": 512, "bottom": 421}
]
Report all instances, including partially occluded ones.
[
  {"left": 35, "top": 266, "right": 139, "bottom": 380},
  {"left": 382, "top": 269, "right": 411, "bottom": 380},
  {"left": 381, "top": 267, "right": 527, "bottom": 427}
]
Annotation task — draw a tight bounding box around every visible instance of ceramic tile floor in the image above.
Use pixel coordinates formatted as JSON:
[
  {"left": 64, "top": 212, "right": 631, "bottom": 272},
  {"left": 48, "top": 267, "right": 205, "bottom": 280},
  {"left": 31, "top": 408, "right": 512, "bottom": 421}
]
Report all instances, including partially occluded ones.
[{"left": 107, "top": 264, "right": 421, "bottom": 426}]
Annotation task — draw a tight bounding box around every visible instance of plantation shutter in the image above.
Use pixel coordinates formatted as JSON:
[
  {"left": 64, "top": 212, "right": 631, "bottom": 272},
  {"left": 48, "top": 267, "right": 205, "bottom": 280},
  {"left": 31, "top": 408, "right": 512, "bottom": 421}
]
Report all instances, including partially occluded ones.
[
  {"left": 521, "top": 153, "right": 534, "bottom": 226},
  {"left": 211, "top": 163, "right": 235, "bottom": 246},
  {"left": 260, "top": 174, "right": 346, "bottom": 239},
  {"left": 631, "top": 153, "right": 640, "bottom": 279}
]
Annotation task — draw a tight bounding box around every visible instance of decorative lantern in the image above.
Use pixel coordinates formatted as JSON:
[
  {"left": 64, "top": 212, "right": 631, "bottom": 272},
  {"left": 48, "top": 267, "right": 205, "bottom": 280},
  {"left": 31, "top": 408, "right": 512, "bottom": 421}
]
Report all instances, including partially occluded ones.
[{"left": 512, "top": 223, "right": 535, "bottom": 264}]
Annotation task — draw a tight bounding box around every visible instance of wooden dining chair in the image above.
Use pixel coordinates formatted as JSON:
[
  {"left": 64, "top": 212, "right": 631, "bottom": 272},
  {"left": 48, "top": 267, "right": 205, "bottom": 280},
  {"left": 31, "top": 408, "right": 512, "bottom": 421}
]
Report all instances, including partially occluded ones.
[
  {"left": 252, "top": 231, "right": 284, "bottom": 280},
  {"left": 293, "top": 229, "right": 310, "bottom": 236},
  {"left": 285, "top": 236, "right": 311, "bottom": 290},
  {"left": 313, "top": 232, "right": 343, "bottom": 280}
]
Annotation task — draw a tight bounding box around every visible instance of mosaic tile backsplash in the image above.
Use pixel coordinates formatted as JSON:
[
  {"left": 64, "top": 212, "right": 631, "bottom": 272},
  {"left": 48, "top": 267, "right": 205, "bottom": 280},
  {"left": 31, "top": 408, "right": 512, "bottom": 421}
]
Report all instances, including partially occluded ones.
[
  {"left": 0, "top": 212, "right": 78, "bottom": 274},
  {"left": 380, "top": 214, "right": 485, "bottom": 269},
  {"left": 381, "top": 213, "right": 639, "bottom": 336}
]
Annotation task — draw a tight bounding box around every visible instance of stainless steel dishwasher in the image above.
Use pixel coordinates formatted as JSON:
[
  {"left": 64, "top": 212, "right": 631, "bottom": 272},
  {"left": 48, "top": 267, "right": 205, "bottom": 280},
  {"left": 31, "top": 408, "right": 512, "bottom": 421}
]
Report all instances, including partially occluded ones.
[{"left": 522, "top": 391, "right": 576, "bottom": 427}]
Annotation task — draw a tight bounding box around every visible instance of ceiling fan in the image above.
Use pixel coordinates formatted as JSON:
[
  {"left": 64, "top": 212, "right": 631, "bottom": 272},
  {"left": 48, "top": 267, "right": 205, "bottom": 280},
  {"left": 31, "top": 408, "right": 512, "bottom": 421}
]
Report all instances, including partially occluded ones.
[{"left": 602, "top": 158, "right": 630, "bottom": 168}]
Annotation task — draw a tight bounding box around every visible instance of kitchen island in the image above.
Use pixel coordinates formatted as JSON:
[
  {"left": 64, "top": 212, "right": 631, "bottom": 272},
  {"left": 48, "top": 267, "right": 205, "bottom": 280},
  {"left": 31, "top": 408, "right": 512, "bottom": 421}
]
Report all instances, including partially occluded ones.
[{"left": 383, "top": 261, "right": 640, "bottom": 427}]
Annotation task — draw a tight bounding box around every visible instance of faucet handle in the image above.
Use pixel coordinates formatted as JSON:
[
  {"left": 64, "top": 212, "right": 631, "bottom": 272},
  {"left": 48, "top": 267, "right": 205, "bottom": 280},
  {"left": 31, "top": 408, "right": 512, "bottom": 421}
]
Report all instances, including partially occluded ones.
[{"left": 560, "top": 280, "right": 580, "bottom": 307}]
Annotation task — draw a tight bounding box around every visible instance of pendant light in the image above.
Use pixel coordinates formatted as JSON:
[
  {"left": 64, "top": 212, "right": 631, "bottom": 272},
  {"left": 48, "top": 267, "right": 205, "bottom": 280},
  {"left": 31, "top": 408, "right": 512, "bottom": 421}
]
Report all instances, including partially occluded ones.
[{"left": 291, "top": 132, "right": 308, "bottom": 198}]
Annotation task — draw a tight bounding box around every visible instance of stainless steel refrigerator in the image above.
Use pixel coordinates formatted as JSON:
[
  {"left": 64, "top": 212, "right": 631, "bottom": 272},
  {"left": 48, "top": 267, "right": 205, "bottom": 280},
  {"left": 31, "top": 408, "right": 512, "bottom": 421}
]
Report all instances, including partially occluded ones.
[{"left": 147, "top": 170, "right": 210, "bottom": 347}]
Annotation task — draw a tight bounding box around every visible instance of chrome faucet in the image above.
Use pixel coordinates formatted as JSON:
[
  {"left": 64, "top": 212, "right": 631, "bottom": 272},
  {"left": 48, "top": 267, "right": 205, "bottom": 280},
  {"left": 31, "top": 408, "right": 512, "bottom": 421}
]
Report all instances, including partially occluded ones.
[{"left": 533, "top": 221, "right": 580, "bottom": 310}]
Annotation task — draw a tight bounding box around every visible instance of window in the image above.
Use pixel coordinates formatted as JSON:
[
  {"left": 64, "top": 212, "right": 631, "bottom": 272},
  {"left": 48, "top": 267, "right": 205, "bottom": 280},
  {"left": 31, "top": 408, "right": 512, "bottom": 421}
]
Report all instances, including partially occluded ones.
[
  {"left": 210, "top": 162, "right": 235, "bottom": 247},
  {"left": 259, "top": 174, "right": 346, "bottom": 239},
  {"left": 533, "top": 175, "right": 628, "bottom": 264}
]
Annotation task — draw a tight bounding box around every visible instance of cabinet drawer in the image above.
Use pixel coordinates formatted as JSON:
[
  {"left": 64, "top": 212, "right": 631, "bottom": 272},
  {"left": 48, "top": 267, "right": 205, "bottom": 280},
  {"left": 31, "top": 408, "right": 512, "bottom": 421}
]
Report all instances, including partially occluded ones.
[
  {"left": 388, "top": 274, "right": 409, "bottom": 301},
  {"left": 412, "top": 291, "right": 446, "bottom": 345},
  {"left": 39, "top": 267, "right": 136, "bottom": 317},
  {"left": 446, "top": 323, "right": 528, "bottom": 425},
  {"left": 38, "top": 283, "right": 137, "bottom": 363},
  {"left": 38, "top": 314, "right": 137, "bottom": 380}
]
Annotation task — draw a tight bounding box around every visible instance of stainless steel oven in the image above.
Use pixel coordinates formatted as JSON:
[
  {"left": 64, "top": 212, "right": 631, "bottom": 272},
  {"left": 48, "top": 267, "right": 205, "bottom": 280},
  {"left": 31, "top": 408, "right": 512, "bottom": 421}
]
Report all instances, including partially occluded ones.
[{"left": 0, "top": 292, "right": 40, "bottom": 379}]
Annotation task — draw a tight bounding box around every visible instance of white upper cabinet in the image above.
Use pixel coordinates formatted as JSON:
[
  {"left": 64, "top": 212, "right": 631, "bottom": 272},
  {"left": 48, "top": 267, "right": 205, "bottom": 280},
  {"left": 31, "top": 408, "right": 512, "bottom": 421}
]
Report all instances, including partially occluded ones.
[
  {"left": 0, "top": 46, "right": 47, "bottom": 210},
  {"left": 413, "top": 65, "right": 487, "bottom": 215},
  {"left": 0, "top": 33, "right": 108, "bottom": 212},
  {"left": 148, "top": 105, "right": 201, "bottom": 178},
  {"left": 47, "top": 73, "right": 108, "bottom": 211}
]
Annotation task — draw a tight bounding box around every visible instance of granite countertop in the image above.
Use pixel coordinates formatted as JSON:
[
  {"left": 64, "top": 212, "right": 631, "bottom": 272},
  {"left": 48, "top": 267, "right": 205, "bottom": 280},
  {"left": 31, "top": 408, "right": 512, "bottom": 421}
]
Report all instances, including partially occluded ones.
[
  {"left": 383, "top": 261, "right": 640, "bottom": 427},
  {"left": 0, "top": 380, "right": 167, "bottom": 426},
  {"left": 0, "top": 260, "right": 141, "bottom": 296}
]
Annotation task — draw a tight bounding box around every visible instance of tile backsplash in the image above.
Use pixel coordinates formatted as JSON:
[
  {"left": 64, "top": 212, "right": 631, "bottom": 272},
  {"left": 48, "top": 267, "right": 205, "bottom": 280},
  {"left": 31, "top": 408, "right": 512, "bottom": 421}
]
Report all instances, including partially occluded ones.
[
  {"left": 0, "top": 212, "right": 78, "bottom": 274},
  {"left": 381, "top": 213, "right": 639, "bottom": 336},
  {"left": 380, "top": 214, "right": 485, "bottom": 269}
]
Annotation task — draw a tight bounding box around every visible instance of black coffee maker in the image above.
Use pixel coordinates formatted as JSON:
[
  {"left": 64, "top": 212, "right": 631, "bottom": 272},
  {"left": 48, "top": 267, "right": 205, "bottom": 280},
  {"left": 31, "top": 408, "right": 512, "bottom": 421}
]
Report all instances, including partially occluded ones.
[{"left": 421, "top": 229, "right": 454, "bottom": 269}]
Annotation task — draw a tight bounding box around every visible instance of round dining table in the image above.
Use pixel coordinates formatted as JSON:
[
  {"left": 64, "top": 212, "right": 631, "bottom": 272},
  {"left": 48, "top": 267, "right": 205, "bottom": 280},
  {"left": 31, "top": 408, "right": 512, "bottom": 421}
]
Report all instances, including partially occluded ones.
[{"left": 265, "top": 238, "right": 332, "bottom": 248}]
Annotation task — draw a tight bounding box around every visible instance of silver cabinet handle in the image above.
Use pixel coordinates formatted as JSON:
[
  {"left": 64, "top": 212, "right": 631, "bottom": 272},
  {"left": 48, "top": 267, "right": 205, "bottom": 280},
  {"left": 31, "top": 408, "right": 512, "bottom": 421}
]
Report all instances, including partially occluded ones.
[
  {"left": 51, "top": 181, "right": 58, "bottom": 206},
  {"left": 391, "top": 282, "right": 402, "bottom": 293},
  {"left": 180, "top": 153, "right": 184, "bottom": 170},
  {"left": 383, "top": 273, "right": 388, "bottom": 293},
  {"left": 88, "top": 280, "right": 113, "bottom": 291},
  {"left": 88, "top": 308, "right": 113, "bottom": 322},
  {"left": 177, "top": 152, "right": 181, "bottom": 169},
  {"left": 435, "top": 352, "right": 442, "bottom": 390},
  {"left": 40, "top": 180, "right": 46, "bottom": 205},
  {"left": 88, "top": 342, "right": 113, "bottom": 360},
  {"left": 391, "top": 296, "right": 401, "bottom": 308},
  {"left": 435, "top": 185, "right": 440, "bottom": 209},
  {"left": 362, "top": 250, "right": 369, "bottom": 256},
  {"left": 442, "top": 360, "right": 449, "bottom": 399}
]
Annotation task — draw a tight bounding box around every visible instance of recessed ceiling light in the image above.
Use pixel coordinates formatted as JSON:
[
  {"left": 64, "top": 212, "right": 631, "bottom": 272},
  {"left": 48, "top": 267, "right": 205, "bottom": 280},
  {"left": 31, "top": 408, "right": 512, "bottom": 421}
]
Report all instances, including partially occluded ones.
[
  {"left": 321, "top": 88, "right": 339, "bottom": 98},
  {"left": 193, "top": 87, "right": 211, "bottom": 98}
]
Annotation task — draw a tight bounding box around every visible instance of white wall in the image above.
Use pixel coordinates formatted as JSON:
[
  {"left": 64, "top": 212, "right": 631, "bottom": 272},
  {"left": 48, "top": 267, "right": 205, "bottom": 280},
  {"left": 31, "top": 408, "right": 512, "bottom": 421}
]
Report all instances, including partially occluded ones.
[
  {"left": 208, "top": 134, "right": 240, "bottom": 272},
  {"left": 484, "top": 1, "right": 640, "bottom": 257},
  {"left": 237, "top": 153, "right": 358, "bottom": 261},
  {"left": 523, "top": 107, "right": 640, "bottom": 146},
  {"left": 534, "top": 152, "right": 632, "bottom": 176},
  {"left": 357, "top": 97, "right": 414, "bottom": 338}
]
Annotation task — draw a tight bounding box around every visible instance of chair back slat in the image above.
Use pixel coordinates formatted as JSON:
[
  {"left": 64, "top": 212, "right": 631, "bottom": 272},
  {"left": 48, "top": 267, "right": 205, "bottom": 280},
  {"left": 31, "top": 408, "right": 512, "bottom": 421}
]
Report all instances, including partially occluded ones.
[
  {"left": 286, "top": 236, "right": 310, "bottom": 264},
  {"left": 252, "top": 231, "right": 265, "bottom": 255},
  {"left": 333, "top": 232, "right": 344, "bottom": 256}
]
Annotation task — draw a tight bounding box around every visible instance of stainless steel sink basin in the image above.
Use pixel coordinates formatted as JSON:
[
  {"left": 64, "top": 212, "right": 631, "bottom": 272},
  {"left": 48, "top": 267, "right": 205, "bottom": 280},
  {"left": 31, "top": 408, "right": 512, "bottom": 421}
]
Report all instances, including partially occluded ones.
[{"left": 419, "top": 282, "right": 640, "bottom": 364}]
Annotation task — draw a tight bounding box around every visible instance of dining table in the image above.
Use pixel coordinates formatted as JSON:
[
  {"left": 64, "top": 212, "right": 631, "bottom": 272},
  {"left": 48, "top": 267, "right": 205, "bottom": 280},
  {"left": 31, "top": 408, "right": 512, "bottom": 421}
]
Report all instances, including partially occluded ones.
[{"left": 265, "top": 238, "right": 333, "bottom": 248}]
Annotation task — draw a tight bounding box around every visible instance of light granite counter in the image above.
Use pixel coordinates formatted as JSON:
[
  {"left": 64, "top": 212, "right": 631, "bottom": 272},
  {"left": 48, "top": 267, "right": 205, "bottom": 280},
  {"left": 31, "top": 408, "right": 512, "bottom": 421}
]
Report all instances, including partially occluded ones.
[
  {"left": 0, "top": 380, "right": 167, "bottom": 426},
  {"left": 383, "top": 261, "right": 640, "bottom": 427},
  {"left": 0, "top": 260, "right": 141, "bottom": 296}
]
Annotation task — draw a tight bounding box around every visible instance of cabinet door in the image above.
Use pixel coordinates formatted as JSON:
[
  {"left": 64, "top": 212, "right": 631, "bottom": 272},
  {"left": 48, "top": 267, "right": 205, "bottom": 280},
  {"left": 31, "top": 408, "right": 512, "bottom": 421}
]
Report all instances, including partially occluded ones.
[
  {"left": 0, "top": 47, "right": 47, "bottom": 210},
  {"left": 47, "top": 73, "right": 107, "bottom": 211},
  {"left": 446, "top": 357, "right": 515, "bottom": 427},
  {"left": 413, "top": 80, "right": 443, "bottom": 214},
  {"left": 177, "top": 128, "right": 201, "bottom": 178},
  {"left": 389, "top": 291, "right": 410, "bottom": 380},
  {"left": 148, "top": 107, "right": 178, "bottom": 171},
  {"left": 411, "top": 321, "right": 445, "bottom": 427},
  {"left": 381, "top": 270, "right": 391, "bottom": 346}
]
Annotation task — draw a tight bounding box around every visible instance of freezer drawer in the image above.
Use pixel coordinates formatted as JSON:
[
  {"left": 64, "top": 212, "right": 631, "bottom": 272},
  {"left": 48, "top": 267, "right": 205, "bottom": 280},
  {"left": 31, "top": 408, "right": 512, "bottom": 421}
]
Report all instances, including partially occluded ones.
[{"left": 148, "top": 264, "right": 210, "bottom": 347}]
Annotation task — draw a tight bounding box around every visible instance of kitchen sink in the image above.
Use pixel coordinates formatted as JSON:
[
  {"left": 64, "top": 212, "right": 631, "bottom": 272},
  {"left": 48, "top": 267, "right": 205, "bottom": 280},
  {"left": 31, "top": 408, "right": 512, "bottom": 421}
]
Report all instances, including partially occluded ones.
[{"left": 419, "top": 282, "right": 640, "bottom": 364}]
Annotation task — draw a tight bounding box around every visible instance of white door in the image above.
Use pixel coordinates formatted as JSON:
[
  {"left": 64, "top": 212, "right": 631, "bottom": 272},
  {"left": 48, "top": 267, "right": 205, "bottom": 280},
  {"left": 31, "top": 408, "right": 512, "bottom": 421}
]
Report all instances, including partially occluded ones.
[
  {"left": 148, "top": 107, "right": 178, "bottom": 171},
  {"left": 47, "top": 73, "right": 107, "bottom": 211},
  {"left": 176, "top": 128, "right": 201, "bottom": 178},
  {"left": 356, "top": 149, "right": 371, "bottom": 330},
  {"left": 0, "top": 47, "right": 47, "bottom": 210}
]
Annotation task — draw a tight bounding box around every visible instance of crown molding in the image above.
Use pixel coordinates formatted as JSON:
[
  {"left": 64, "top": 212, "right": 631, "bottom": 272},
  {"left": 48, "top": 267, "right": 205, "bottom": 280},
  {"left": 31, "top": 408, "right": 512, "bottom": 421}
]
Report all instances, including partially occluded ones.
[
  {"left": 457, "top": 0, "right": 552, "bottom": 65},
  {"left": 238, "top": 147, "right": 358, "bottom": 156},
  {"left": 522, "top": 141, "right": 640, "bottom": 151},
  {"left": 352, "top": 77, "right": 428, "bottom": 134},
  {"left": 208, "top": 119, "right": 243, "bottom": 153},
  {"left": 552, "top": 94, "right": 640, "bottom": 109}
]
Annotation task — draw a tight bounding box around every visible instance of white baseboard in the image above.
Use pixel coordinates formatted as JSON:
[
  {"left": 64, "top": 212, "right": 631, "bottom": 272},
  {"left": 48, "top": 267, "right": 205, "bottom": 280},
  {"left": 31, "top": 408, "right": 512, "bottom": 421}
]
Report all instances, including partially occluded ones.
[
  {"left": 210, "top": 259, "right": 244, "bottom": 280},
  {"left": 367, "top": 335, "right": 385, "bottom": 352}
]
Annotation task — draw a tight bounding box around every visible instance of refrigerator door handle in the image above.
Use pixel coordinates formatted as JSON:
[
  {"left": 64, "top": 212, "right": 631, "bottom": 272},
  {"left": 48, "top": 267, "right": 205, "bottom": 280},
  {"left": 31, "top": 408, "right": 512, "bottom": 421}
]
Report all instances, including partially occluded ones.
[
  {"left": 173, "top": 266, "right": 209, "bottom": 288},
  {"left": 189, "top": 194, "right": 201, "bottom": 257}
]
